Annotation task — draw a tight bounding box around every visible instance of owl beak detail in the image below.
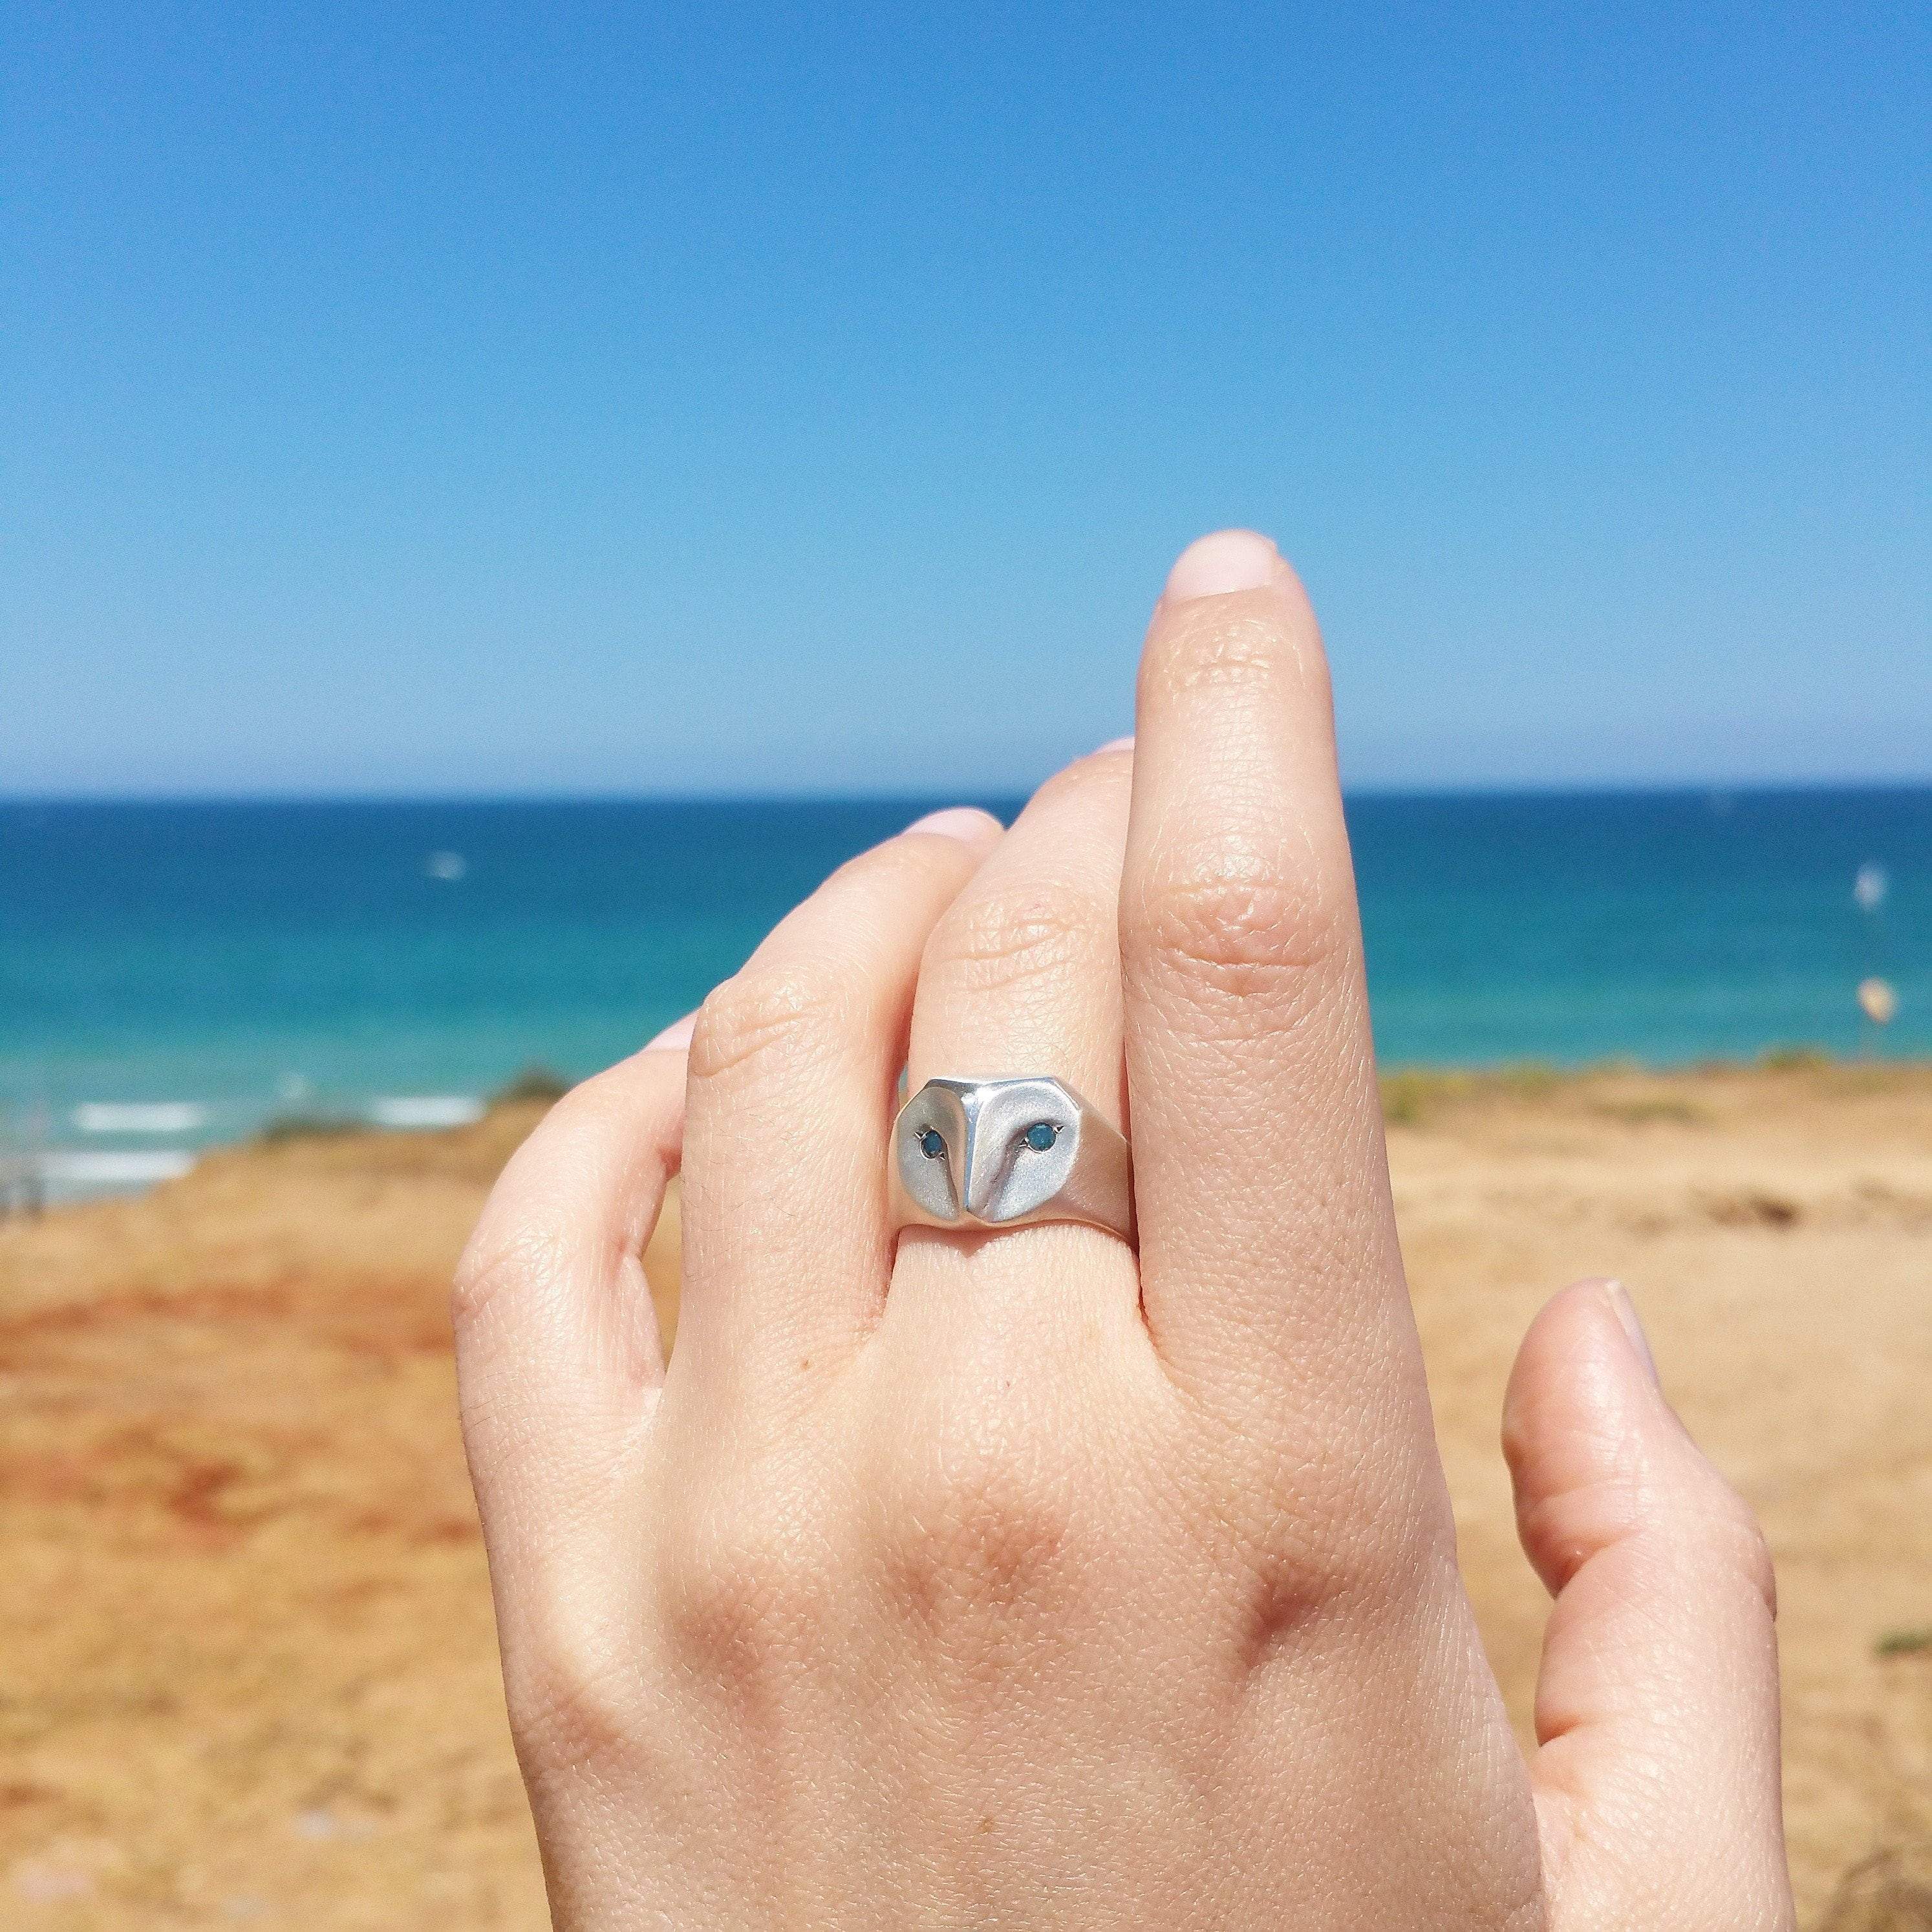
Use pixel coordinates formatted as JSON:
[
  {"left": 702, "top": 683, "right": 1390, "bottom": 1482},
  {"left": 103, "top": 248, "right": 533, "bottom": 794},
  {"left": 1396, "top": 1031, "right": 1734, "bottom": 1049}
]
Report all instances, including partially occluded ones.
[
  {"left": 961, "top": 1100, "right": 1041, "bottom": 1223},
  {"left": 948, "top": 1097, "right": 1004, "bottom": 1222}
]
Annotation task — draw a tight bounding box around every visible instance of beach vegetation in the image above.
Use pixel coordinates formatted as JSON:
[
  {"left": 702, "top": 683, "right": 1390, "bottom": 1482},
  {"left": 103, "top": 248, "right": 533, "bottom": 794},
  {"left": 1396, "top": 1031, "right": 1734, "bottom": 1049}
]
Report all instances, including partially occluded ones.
[
  {"left": 1818, "top": 1849, "right": 1932, "bottom": 1931},
  {"left": 1497, "top": 1060, "right": 1563, "bottom": 1099},
  {"left": 1595, "top": 1055, "right": 1646, "bottom": 1078},
  {"left": 1379, "top": 1069, "right": 1474, "bottom": 1126},
  {"left": 492, "top": 1065, "right": 573, "bottom": 1106},
  {"left": 1875, "top": 1627, "right": 1932, "bottom": 1659},
  {"left": 257, "top": 1111, "right": 362, "bottom": 1146},
  {"left": 1591, "top": 1097, "right": 1706, "bottom": 1126}
]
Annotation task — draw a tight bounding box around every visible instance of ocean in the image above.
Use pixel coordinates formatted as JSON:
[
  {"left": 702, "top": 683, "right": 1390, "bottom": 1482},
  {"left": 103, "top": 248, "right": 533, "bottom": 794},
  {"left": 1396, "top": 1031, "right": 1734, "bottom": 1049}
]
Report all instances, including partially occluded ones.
[{"left": 2, "top": 789, "right": 1926, "bottom": 1199}]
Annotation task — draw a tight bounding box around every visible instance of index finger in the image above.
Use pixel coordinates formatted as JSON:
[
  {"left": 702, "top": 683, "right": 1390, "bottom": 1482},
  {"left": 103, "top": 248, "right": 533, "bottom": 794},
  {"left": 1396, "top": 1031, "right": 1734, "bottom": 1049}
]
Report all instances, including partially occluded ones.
[{"left": 1121, "top": 531, "right": 1419, "bottom": 1428}]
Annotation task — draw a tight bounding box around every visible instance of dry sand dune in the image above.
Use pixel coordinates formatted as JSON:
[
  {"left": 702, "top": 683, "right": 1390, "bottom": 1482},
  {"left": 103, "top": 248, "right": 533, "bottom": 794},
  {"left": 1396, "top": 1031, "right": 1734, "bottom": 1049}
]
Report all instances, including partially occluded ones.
[{"left": 1, "top": 1064, "right": 1928, "bottom": 1927}]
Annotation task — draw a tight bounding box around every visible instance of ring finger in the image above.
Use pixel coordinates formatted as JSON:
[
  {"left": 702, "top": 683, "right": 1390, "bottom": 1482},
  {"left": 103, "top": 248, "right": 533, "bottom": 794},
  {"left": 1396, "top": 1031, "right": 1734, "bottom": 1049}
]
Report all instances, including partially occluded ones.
[{"left": 888, "top": 746, "right": 1138, "bottom": 1331}]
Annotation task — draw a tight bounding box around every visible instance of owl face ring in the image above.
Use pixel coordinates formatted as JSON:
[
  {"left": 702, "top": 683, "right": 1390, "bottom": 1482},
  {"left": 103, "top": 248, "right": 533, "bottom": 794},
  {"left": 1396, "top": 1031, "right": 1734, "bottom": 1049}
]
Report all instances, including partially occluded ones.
[{"left": 890, "top": 1077, "right": 1135, "bottom": 1245}]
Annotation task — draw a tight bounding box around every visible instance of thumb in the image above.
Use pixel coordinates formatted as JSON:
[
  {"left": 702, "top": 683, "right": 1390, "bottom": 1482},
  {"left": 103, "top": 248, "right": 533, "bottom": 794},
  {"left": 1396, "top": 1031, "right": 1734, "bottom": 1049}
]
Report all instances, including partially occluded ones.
[{"left": 1503, "top": 1280, "right": 1794, "bottom": 1931}]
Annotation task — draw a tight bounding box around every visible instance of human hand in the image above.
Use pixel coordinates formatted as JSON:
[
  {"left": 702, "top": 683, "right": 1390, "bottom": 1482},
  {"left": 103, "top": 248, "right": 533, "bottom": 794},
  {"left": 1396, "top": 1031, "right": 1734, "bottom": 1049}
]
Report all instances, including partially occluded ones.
[{"left": 456, "top": 531, "right": 1793, "bottom": 1928}]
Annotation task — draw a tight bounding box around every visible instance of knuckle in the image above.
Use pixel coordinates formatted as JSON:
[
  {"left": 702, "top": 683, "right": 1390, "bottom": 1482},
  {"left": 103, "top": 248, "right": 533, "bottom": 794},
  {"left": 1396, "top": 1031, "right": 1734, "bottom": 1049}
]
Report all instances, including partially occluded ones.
[
  {"left": 451, "top": 1092, "right": 603, "bottom": 1332},
  {"left": 1031, "top": 750, "right": 1126, "bottom": 808},
  {"left": 1143, "top": 609, "right": 1305, "bottom": 705},
  {"left": 925, "top": 885, "right": 1111, "bottom": 1001},
  {"left": 1126, "top": 835, "right": 1350, "bottom": 988},
  {"left": 825, "top": 832, "right": 936, "bottom": 897},
  {"left": 552, "top": 1055, "right": 647, "bottom": 1127},
  {"left": 451, "top": 1216, "right": 567, "bottom": 1335},
  {"left": 500, "top": 1612, "right": 640, "bottom": 1784},
  {"left": 1181, "top": 1397, "right": 1450, "bottom": 1636},
  {"left": 880, "top": 1434, "right": 1081, "bottom": 1634},
  {"left": 451, "top": 1065, "right": 641, "bottom": 1331},
  {"left": 1230, "top": 1535, "right": 1374, "bottom": 1657},
  {"left": 689, "top": 961, "right": 847, "bottom": 1084},
  {"left": 1701, "top": 1478, "right": 1779, "bottom": 1621},
  {"left": 658, "top": 1503, "right": 824, "bottom": 1671},
  {"left": 1237, "top": 1447, "right": 1436, "bottom": 1622}
]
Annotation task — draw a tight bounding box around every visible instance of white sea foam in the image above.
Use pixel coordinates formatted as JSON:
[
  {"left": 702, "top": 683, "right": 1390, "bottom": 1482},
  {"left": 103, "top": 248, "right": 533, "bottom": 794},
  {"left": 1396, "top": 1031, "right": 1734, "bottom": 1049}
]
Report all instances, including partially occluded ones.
[
  {"left": 41, "top": 1150, "right": 197, "bottom": 1190},
  {"left": 72, "top": 1102, "right": 208, "bottom": 1135},
  {"left": 369, "top": 1095, "right": 484, "bottom": 1130}
]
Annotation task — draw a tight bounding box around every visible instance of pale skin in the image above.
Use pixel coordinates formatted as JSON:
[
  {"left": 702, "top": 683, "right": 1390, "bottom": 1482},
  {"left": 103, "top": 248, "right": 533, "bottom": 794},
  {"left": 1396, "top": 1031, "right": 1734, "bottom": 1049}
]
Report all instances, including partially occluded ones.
[{"left": 455, "top": 530, "right": 1794, "bottom": 1928}]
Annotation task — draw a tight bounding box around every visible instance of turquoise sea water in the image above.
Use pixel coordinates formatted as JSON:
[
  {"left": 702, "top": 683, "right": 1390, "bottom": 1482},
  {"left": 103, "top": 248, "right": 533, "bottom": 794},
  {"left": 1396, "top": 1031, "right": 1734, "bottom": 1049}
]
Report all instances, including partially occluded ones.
[{"left": 1, "top": 791, "right": 1926, "bottom": 1197}]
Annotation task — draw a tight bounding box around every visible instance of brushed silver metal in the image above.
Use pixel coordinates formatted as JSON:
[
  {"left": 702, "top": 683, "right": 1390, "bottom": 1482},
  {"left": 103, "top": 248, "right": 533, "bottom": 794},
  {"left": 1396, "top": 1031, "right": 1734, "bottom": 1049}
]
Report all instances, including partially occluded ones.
[{"left": 890, "top": 1076, "right": 1135, "bottom": 1245}]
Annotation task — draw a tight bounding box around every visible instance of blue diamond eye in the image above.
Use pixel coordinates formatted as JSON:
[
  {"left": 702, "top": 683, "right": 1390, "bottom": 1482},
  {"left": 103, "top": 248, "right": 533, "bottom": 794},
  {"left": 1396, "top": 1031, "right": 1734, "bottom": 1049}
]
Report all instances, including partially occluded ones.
[
  {"left": 918, "top": 1128, "right": 946, "bottom": 1159},
  {"left": 1023, "top": 1122, "right": 1058, "bottom": 1152}
]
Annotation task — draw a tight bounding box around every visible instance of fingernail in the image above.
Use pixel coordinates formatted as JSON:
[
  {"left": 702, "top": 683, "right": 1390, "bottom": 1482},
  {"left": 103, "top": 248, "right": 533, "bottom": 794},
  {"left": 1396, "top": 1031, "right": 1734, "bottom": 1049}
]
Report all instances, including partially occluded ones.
[
  {"left": 1606, "top": 1281, "right": 1659, "bottom": 1386},
  {"left": 645, "top": 1013, "right": 696, "bottom": 1053},
  {"left": 1095, "top": 736, "right": 1135, "bottom": 755},
  {"left": 904, "top": 807, "right": 996, "bottom": 842},
  {"left": 1162, "top": 529, "right": 1282, "bottom": 603}
]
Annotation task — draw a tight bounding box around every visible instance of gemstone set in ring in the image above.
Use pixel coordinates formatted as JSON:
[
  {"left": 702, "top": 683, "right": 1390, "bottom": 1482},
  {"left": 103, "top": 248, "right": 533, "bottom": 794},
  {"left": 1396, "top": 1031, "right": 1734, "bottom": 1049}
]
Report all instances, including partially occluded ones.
[{"left": 888, "top": 1076, "right": 1135, "bottom": 1245}]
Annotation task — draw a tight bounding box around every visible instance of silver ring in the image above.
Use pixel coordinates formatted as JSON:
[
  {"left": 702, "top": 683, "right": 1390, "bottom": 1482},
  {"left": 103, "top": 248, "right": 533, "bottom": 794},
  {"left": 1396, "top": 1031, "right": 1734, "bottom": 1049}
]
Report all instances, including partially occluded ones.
[{"left": 889, "top": 1076, "right": 1135, "bottom": 1245}]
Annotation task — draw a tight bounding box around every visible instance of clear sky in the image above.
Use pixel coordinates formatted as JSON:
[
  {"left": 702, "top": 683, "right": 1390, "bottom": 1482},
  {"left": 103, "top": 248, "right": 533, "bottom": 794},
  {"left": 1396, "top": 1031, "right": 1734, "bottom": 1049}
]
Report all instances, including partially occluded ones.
[{"left": 5, "top": 1, "right": 1927, "bottom": 797}]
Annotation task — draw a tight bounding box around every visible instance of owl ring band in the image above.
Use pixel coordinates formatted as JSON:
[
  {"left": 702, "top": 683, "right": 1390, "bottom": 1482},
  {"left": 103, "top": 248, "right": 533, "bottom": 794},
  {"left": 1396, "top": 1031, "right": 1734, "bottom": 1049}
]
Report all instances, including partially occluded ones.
[{"left": 889, "top": 1076, "right": 1136, "bottom": 1245}]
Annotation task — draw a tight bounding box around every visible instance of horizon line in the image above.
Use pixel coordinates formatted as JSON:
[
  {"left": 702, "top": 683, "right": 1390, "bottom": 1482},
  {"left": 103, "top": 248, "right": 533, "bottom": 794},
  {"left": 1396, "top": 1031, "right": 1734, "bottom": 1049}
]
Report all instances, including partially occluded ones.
[{"left": 5, "top": 775, "right": 1932, "bottom": 810}]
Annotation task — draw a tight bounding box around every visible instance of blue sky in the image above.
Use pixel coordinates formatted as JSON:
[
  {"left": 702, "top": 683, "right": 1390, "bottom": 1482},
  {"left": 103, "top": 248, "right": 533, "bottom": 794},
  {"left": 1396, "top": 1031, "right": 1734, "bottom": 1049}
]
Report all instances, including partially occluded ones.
[{"left": 4, "top": 1, "right": 1926, "bottom": 797}]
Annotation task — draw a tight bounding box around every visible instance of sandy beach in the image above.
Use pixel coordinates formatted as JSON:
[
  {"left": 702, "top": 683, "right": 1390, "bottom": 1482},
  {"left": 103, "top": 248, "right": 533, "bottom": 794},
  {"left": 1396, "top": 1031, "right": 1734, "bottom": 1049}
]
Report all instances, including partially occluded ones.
[{"left": 1, "top": 1062, "right": 1928, "bottom": 1928}]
